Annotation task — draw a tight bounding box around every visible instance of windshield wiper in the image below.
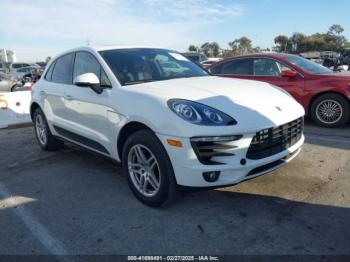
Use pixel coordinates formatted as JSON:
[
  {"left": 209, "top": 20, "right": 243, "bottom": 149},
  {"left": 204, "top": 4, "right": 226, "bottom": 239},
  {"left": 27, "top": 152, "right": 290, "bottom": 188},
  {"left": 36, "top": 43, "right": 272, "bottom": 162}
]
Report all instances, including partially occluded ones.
[{"left": 123, "top": 79, "right": 155, "bottom": 86}]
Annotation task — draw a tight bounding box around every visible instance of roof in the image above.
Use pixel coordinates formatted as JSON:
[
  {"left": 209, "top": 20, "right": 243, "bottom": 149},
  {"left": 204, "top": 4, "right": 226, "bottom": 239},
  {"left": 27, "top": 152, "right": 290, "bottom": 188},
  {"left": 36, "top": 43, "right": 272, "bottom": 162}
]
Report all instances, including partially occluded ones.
[
  {"left": 91, "top": 45, "right": 168, "bottom": 52},
  {"left": 222, "top": 53, "right": 296, "bottom": 60}
]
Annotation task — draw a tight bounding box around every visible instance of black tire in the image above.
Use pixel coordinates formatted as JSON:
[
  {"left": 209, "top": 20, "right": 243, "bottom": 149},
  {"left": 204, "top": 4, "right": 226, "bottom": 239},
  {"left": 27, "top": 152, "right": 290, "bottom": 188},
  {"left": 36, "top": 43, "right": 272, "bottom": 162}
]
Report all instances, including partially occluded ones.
[
  {"left": 33, "top": 108, "right": 63, "bottom": 151},
  {"left": 122, "top": 130, "right": 177, "bottom": 207},
  {"left": 310, "top": 93, "right": 350, "bottom": 128},
  {"left": 11, "top": 84, "right": 21, "bottom": 92}
]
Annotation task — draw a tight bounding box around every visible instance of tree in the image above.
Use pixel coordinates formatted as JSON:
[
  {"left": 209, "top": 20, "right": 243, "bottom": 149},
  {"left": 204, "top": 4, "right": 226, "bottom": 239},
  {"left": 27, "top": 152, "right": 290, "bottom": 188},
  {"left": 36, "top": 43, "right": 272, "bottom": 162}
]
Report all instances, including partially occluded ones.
[
  {"left": 289, "top": 32, "right": 306, "bottom": 53},
  {"left": 328, "top": 24, "right": 344, "bottom": 35},
  {"left": 188, "top": 45, "right": 198, "bottom": 52},
  {"left": 45, "top": 56, "right": 51, "bottom": 63},
  {"left": 274, "top": 35, "right": 289, "bottom": 52},
  {"left": 228, "top": 37, "right": 252, "bottom": 55},
  {"left": 200, "top": 42, "right": 220, "bottom": 57}
]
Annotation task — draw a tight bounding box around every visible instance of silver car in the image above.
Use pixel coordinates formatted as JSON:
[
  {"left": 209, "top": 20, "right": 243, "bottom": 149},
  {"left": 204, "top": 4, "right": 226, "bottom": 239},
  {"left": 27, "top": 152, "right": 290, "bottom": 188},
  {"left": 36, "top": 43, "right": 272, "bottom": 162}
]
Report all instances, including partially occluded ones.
[{"left": 0, "top": 72, "right": 23, "bottom": 92}]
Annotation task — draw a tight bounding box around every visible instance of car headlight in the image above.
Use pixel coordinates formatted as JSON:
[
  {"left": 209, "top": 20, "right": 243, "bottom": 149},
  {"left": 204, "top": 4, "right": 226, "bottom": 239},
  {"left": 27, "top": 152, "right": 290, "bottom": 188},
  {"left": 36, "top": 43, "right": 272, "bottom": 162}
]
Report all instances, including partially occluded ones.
[{"left": 167, "top": 99, "right": 236, "bottom": 126}]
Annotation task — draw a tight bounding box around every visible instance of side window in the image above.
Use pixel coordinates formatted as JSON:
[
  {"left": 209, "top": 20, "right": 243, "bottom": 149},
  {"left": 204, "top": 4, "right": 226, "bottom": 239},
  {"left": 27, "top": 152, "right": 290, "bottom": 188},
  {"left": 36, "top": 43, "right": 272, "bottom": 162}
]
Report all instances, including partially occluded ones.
[
  {"left": 45, "top": 61, "right": 56, "bottom": 81},
  {"left": 73, "top": 52, "right": 111, "bottom": 87},
  {"left": 253, "top": 58, "right": 285, "bottom": 76},
  {"left": 51, "top": 53, "right": 74, "bottom": 84},
  {"left": 220, "top": 59, "right": 251, "bottom": 75}
]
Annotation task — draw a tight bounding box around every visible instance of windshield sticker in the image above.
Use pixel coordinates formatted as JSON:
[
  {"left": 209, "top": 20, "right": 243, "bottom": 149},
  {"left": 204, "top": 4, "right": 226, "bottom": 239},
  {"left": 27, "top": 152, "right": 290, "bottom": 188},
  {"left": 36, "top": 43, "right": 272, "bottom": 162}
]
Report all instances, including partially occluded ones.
[{"left": 169, "top": 53, "right": 189, "bottom": 61}]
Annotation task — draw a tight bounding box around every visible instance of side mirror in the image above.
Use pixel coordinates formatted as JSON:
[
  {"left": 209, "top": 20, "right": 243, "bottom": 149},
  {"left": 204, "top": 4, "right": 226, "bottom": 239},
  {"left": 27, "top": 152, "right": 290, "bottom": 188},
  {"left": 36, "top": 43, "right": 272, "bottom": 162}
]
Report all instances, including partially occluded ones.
[
  {"left": 73, "top": 73, "right": 103, "bottom": 94},
  {"left": 281, "top": 69, "right": 297, "bottom": 78}
]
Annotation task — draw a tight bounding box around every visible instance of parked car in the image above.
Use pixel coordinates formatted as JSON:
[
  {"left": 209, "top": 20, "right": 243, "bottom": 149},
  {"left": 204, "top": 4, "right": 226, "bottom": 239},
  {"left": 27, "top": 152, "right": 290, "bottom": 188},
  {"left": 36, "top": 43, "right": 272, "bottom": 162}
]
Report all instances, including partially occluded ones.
[
  {"left": 8, "top": 66, "right": 39, "bottom": 80},
  {"left": 208, "top": 53, "right": 350, "bottom": 127},
  {"left": 9, "top": 62, "right": 40, "bottom": 71},
  {"left": 31, "top": 46, "right": 304, "bottom": 206},
  {"left": 201, "top": 58, "right": 223, "bottom": 68},
  {"left": 0, "top": 72, "right": 24, "bottom": 92},
  {"left": 181, "top": 52, "right": 208, "bottom": 64}
]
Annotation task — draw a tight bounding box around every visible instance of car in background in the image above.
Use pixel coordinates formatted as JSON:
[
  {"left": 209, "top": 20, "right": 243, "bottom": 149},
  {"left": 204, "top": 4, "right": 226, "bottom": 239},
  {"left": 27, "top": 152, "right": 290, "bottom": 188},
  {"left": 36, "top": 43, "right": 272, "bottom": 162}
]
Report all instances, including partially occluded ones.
[
  {"left": 10, "top": 62, "right": 40, "bottom": 71},
  {"left": 208, "top": 53, "right": 350, "bottom": 127},
  {"left": 201, "top": 58, "right": 223, "bottom": 68},
  {"left": 0, "top": 72, "right": 24, "bottom": 92},
  {"left": 36, "top": 62, "right": 47, "bottom": 69},
  {"left": 181, "top": 52, "right": 208, "bottom": 64},
  {"left": 8, "top": 66, "right": 39, "bottom": 80},
  {"left": 31, "top": 46, "right": 304, "bottom": 206}
]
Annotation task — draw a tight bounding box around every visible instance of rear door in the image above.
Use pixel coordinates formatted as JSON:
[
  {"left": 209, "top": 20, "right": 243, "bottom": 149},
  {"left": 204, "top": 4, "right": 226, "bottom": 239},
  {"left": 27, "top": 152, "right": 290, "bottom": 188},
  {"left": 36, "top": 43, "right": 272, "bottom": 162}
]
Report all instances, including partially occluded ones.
[{"left": 41, "top": 53, "right": 75, "bottom": 130}]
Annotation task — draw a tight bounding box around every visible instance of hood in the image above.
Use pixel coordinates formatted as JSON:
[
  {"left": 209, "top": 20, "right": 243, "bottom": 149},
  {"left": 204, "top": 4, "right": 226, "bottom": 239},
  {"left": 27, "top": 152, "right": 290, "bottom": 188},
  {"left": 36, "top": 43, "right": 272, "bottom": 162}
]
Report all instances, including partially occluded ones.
[{"left": 125, "top": 76, "right": 305, "bottom": 130}]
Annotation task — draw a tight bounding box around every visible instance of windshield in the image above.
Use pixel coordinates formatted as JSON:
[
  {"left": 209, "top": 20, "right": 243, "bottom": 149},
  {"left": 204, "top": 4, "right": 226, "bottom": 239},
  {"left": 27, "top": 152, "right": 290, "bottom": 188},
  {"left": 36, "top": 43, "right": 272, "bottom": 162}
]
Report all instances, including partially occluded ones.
[
  {"left": 283, "top": 55, "right": 333, "bottom": 74},
  {"left": 99, "top": 48, "right": 209, "bottom": 86}
]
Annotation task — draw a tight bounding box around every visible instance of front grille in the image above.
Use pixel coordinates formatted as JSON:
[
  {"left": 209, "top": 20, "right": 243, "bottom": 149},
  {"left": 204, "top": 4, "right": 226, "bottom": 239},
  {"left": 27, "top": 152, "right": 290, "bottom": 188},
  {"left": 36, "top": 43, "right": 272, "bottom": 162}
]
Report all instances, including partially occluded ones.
[{"left": 246, "top": 117, "right": 303, "bottom": 160}]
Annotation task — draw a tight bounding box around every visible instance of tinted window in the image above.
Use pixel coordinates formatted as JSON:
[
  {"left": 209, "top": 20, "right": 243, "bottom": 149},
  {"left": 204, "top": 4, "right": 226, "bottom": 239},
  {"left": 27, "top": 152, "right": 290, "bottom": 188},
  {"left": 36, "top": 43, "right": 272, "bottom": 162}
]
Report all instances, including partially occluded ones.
[
  {"left": 73, "top": 52, "right": 111, "bottom": 87},
  {"left": 51, "top": 53, "right": 74, "bottom": 84},
  {"left": 219, "top": 59, "right": 251, "bottom": 75},
  {"left": 253, "top": 59, "right": 281, "bottom": 76},
  {"left": 99, "top": 48, "right": 208, "bottom": 86}
]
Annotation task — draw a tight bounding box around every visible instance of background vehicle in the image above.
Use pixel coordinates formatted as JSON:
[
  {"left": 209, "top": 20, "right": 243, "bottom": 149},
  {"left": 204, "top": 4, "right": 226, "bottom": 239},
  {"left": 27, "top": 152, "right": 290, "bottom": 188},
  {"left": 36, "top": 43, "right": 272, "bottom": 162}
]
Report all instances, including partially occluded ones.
[
  {"left": 9, "top": 62, "right": 40, "bottom": 71},
  {"left": 181, "top": 52, "right": 208, "bottom": 64},
  {"left": 8, "top": 66, "right": 39, "bottom": 80},
  {"left": 0, "top": 72, "right": 26, "bottom": 92},
  {"left": 31, "top": 46, "right": 304, "bottom": 207},
  {"left": 208, "top": 53, "right": 350, "bottom": 127},
  {"left": 201, "top": 58, "right": 223, "bottom": 68}
]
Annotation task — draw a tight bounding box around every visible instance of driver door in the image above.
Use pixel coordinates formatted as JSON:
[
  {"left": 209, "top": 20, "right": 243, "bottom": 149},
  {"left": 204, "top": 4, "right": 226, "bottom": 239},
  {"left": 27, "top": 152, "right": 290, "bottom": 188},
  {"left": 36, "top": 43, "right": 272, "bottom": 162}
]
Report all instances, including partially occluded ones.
[
  {"left": 63, "top": 51, "right": 116, "bottom": 155},
  {"left": 250, "top": 58, "right": 305, "bottom": 100}
]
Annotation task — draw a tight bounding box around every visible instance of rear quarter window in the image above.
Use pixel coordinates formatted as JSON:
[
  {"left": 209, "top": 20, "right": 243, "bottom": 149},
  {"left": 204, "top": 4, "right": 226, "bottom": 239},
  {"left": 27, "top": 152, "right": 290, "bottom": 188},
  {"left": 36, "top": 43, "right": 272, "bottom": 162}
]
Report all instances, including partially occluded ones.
[{"left": 51, "top": 53, "right": 75, "bottom": 84}]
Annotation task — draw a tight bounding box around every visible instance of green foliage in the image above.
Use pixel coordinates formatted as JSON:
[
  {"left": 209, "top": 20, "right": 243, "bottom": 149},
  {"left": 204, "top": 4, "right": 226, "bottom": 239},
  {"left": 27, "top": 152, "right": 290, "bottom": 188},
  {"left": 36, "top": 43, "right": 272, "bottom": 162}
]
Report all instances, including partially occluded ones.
[
  {"left": 188, "top": 45, "right": 198, "bottom": 52},
  {"left": 283, "top": 25, "right": 347, "bottom": 53},
  {"left": 228, "top": 37, "right": 252, "bottom": 55},
  {"left": 188, "top": 24, "right": 348, "bottom": 58},
  {"left": 200, "top": 42, "right": 220, "bottom": 57}
]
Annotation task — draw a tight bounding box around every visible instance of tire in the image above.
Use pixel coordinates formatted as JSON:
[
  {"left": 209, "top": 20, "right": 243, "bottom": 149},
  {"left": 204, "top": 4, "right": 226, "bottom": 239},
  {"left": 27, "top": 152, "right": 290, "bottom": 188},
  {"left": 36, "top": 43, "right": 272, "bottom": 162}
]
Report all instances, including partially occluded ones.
[
  {"left": 33, "top": 108, "right": 63, "bottom": 151},
  {"left": 122, "top": 130, "right": 177, "bottom": 207},
  {"left": 11, "top": 84, "right": 21, "bottom": 92},
  {"left": 310, "top": 93, "right": 350, "bottom": 128}
]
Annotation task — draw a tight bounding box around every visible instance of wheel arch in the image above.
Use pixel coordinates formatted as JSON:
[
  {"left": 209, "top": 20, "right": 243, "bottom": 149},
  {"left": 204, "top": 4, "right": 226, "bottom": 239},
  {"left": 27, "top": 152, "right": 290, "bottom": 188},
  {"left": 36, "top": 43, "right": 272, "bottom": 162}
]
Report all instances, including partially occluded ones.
[
  {"left": 117, "top": 121, "right": 155, "bottom": 160},
  {"left": 30, "top": 102, "right": 41, "bottom": 120}
]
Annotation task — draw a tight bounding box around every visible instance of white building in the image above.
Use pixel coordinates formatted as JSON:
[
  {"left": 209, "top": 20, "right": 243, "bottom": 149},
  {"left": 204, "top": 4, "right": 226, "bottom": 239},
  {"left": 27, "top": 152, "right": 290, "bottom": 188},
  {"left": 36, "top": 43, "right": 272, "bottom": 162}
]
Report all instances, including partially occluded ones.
[{"left": 0, "top": 49, "right": 17, "bottom": 63}]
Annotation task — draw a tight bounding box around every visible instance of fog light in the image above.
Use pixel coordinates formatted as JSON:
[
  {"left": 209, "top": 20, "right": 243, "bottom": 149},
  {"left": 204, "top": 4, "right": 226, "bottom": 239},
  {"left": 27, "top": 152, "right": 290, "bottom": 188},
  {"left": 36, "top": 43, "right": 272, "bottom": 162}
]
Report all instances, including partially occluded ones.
[{"left": 203, "top": 171, "right": 220, "bottom": 182}]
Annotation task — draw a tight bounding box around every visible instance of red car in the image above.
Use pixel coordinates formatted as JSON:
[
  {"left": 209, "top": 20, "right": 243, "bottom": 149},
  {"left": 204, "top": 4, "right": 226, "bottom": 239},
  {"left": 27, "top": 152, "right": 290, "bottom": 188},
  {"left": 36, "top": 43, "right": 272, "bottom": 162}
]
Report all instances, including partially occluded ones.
[{"left": 208, "top": 53, "right": 350, "bottom": 127}]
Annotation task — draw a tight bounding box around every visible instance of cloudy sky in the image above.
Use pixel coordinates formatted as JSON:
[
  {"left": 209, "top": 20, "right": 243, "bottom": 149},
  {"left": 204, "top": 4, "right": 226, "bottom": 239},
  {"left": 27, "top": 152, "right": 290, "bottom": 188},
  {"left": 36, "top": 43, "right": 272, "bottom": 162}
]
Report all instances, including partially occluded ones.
[{"left": 0, "top": 0, "right": 349, "bottom": 61}]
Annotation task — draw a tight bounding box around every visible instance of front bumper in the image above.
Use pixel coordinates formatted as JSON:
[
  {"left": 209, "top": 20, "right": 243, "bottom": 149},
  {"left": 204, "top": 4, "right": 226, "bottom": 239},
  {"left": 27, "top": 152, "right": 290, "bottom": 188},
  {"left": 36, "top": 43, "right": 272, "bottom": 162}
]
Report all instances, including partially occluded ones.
[{"left": 157, "top": 132, "right": 304, "bottom": 188}]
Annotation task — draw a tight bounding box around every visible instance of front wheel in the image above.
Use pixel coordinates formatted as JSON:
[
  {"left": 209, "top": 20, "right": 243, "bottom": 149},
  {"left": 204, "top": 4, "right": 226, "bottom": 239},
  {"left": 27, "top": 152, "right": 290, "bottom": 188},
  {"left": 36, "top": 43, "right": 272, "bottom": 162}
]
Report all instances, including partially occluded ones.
[
  {"left": 310, "top": 93, "right": 350, "bottom": 128},
  {"left": 122, "top": 130, "right": 177, "bottom": 207}
]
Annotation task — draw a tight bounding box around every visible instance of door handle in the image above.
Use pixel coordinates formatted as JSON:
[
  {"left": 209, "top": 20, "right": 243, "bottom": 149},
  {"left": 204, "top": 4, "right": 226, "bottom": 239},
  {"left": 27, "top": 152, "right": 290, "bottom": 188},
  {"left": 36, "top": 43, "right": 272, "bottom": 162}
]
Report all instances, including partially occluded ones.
[
  {"left": 39, "top": 91, "right": 46, "bottom": 96},
  {"left": 65, "top": 95, "right": 74, "bottom": 101}
]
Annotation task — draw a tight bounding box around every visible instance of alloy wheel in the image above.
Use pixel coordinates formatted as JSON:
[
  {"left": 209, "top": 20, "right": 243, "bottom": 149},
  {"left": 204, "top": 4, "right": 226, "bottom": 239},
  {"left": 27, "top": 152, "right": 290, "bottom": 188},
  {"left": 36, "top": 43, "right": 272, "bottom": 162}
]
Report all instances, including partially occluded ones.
[
  {"left": 35, "top": 114, "right": 48, "bottom": 145},
  {"left": 315, "top": 99, "right": 343, "bottom": 125},
  {"left": 127, "top": 144, "right": 161, "bottom": 197}
]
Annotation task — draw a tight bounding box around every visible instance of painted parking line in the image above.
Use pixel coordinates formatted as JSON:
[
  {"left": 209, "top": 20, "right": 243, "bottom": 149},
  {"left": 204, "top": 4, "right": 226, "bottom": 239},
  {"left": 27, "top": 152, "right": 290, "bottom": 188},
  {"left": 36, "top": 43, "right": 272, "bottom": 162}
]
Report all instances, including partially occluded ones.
[{"left": 0, "top": 182, "right": 69, "bottom": 256}]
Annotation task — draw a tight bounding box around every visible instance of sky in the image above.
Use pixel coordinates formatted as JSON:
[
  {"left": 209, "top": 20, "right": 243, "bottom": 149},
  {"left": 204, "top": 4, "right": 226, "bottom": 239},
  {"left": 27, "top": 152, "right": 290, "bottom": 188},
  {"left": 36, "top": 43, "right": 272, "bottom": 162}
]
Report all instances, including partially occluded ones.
[{"left": 0, "top": 0, "right": 350, "bottom": 62}]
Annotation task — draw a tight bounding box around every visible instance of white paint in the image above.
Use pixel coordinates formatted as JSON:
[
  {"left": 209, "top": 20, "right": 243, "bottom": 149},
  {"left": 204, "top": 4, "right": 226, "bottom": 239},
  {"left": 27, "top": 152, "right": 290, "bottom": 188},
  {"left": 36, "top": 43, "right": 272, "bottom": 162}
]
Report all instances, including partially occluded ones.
[
  {"left": 0, "top": 182, "right": 68, "bottom": 255},
  {"left": 0, "top": 91, "right": 32, "bottom": 129},
  {"left": 31, "top": 46, "right": 305, "bottom": 187}
]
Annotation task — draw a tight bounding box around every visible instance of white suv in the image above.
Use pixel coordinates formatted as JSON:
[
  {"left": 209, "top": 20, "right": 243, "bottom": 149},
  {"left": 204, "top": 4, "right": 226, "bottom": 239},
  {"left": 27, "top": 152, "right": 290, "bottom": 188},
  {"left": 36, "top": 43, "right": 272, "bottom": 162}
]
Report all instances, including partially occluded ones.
[{"left": 31, "top": 46, "right": 305, "bottom": 206}]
